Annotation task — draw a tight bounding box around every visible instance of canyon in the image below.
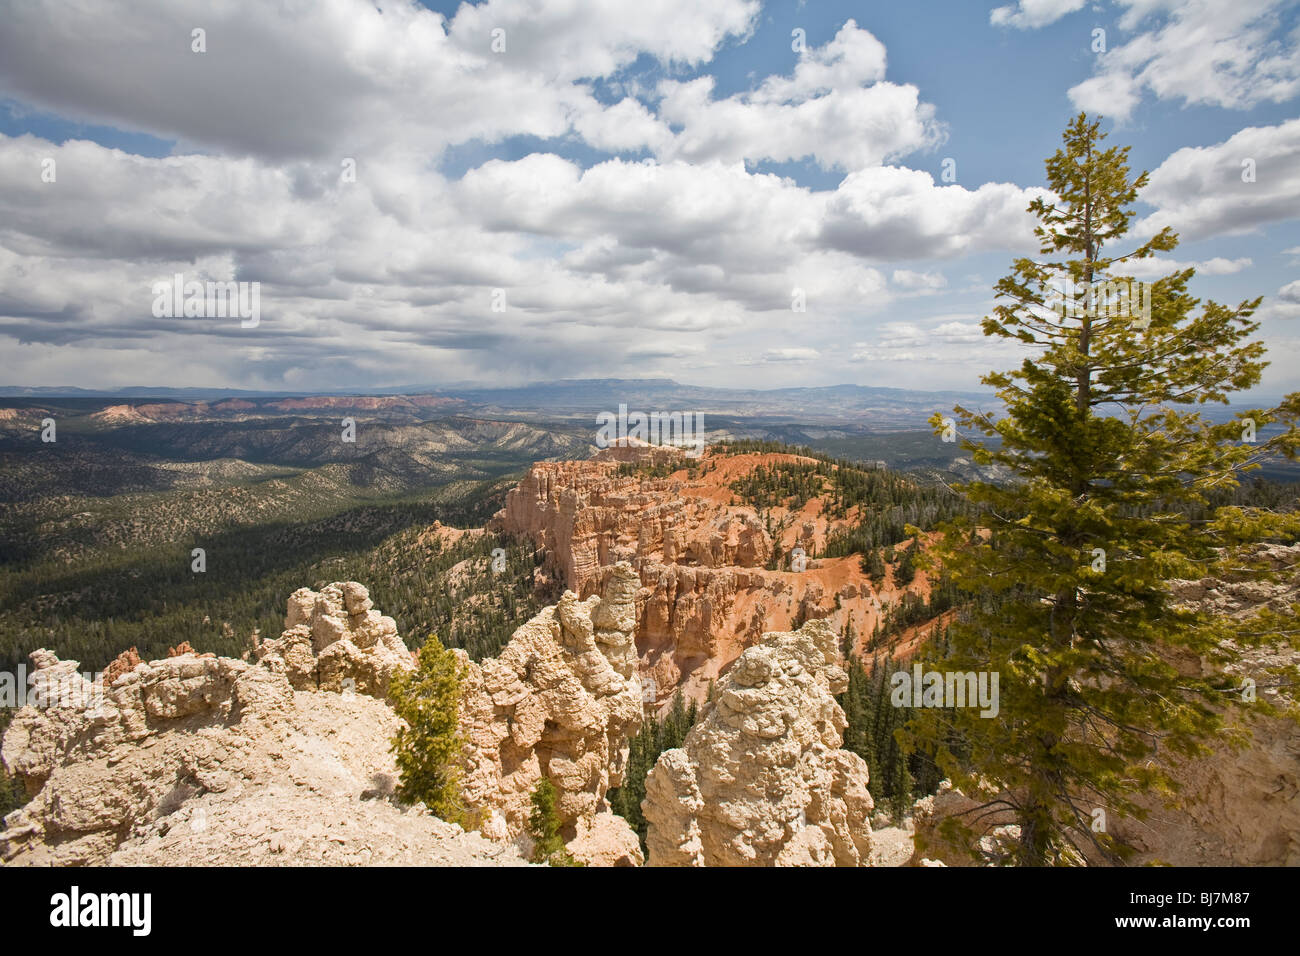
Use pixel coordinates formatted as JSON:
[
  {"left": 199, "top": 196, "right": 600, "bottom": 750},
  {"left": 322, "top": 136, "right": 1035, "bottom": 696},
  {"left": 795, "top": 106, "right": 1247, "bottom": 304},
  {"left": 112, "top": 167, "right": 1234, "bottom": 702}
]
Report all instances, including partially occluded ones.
[
  {"left": 2, "top": 442, "right": 1295, "bottom": 867},
  {"left": 492, "top": 443, "right": 940, "bottom": 708}
]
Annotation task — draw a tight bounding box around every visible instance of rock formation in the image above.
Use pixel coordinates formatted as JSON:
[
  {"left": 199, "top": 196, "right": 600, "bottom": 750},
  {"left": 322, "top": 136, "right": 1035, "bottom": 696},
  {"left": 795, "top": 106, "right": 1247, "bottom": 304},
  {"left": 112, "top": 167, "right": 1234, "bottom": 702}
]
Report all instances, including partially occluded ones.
[
  {"left": 1, "top": 647, "right": 525, "bottom": 866},
  {"left": 0, "top": 584, "right": 525, "bottom": 867},
  {"left": 908, "top": 781, "right": 1021, "bottom": 866},
  {"left": 255, "top": 581, "right": 412, "bottom": 698},
  {"left": 641, "top": 618, "right": 874, "bottom": 866},
  {"left": 455, "top": 561, "right": 645, "bottom": 865},
  {"left": 1, "top": 571, "right": 654, "bottom": 866},
  {"left": 102, "top": 646, "right": 142, "bottom": 686},
  {"left": 492, "top": 446, "right": 935, "bottom": 707}
]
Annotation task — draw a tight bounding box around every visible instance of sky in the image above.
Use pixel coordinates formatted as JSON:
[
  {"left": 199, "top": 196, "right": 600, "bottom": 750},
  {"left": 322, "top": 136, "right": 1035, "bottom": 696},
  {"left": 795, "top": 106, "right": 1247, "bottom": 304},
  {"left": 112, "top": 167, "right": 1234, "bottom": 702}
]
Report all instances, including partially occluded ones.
[{"left": 0, "top": 0, "right": 1297, "bottom": 397}]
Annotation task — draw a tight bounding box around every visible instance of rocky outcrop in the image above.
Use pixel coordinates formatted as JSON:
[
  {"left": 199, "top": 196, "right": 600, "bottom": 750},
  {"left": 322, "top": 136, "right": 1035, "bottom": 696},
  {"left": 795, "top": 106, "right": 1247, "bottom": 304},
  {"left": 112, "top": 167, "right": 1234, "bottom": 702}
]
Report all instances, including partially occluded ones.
[
  {"left": 1, "top": 649, "right": 526, "bottom": 866},
  {"left": 642, "top": 618, "right": 874, "bottom": 866},
  {"left": 102, "top": 646, "right": 142, "bottom": 686},
  {"left": 1, "top": 571, "right": 649, "bottom": 867},
  {"left": 255, "top": 581, "right": 412, "bottom": 698},
  {"left": 0, "top": 586, "right": 525, "bottom": 867},
  {"left": 908, "top": 781, "right": 1021, "bottom": 866},
  {"left": 493, "top": 446, "right": 933, "bottom": 707},
  {"left": 455, "top": 561, "right": 645, "bottom": 865}
]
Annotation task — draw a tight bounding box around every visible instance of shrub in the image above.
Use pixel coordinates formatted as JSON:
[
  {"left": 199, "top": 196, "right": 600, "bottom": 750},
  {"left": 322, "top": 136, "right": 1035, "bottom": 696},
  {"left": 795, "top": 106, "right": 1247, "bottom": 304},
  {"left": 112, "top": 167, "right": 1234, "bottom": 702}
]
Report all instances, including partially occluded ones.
[
  {"left": 528, "top": 778, "right": 581, "bottom": 866},
  {"left": 388, "top": 636, "right": 466, "bottom": 823}
]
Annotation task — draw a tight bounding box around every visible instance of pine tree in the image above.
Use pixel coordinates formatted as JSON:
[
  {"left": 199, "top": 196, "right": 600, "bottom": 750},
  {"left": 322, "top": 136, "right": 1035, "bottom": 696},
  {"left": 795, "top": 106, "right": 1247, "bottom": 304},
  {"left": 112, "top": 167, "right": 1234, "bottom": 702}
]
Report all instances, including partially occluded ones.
[
  {"left": 662, "top": 691, "right": 690, "bottom": 750},
  {"left": 889, "top": 748, "right": 913, "bottom": 823},
  {"left": 895, "top": 540, "right": 917, "bottom": 586},
  {"left": 388, "top": 635, "right": 467, "bottom": 823},
  {"left": 840, "top": 620, "right": 858, "bottom": 658},
  {"left": 861, "top": 548, "right": 886, "bottom": 581},
  {"left": 905, "top": 113, "right": 1300, "bottom": 866},
  {"left": 608, "top": 698, "right": 700, "bottom": 852},
  {"left": 528, "top": 777, "right": 581, "bottom": 866}
]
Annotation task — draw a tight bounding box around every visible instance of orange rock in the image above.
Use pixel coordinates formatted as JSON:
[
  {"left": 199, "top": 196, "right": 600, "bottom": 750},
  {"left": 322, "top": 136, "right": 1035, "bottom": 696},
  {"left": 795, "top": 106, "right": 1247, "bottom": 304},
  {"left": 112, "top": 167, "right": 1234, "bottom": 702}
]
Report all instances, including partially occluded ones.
[{"left": 492, "top": 446, "right": 940, "bottom": 708}]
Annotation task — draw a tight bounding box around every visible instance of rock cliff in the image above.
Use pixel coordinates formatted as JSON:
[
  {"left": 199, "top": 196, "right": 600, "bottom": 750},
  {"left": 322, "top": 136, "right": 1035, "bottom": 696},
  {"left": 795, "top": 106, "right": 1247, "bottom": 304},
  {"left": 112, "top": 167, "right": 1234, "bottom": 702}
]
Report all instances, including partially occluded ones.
[
  {"left": 492, "top": 446, "right": 933, "bottom": 707},
  {"left": 255, "top": 580, "right": 413, "bottom": 698},
  {"left": 1120, "top": 542, "right": 1300, "bottom": 866},
  {"left": 455, "top": 561, "right": 645, "bottom": 865},
  {"left": 1, "top": 571, "right": 652, "bottom": 867},
  {"left": 0, "top": 584, "right": 526, "bottom": 867},
  {"left": 1, "top": 647, "right": 526, "bottom": 866},
  {"left": 641, "top": 618, "right": 875, "bottom": 866}
]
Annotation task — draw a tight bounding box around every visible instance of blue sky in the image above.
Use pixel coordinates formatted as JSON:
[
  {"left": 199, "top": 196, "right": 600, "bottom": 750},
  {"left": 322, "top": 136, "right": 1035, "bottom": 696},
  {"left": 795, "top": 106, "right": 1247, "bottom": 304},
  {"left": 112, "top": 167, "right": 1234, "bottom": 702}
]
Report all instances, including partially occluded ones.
[{"left": 0, "top": 0, "right": 1297, "bottom": 398}]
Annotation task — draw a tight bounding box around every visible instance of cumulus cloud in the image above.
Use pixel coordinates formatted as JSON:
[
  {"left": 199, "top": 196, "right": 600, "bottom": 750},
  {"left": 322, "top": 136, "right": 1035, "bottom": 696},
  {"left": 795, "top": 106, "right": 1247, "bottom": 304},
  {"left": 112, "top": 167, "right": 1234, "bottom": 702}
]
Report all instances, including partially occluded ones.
[
  {"left": 1135, "top": 118, "right": 1300, "bottom": 240},
  {"left": 1068, "top": 0, "right": 1300, "bottom": 121},
  {"left": 12, "top": 1, "right": 1275, "bottom": 393},
  {"left": 0, "top": 86, "right": 1054, "bottom": 387},
  {"left": 931, "top": 320, "right": 987, "bottom": 343},
  {"left": 0, "top": 0, "right": 757, "bottom": 162},
  {"left": 849, "top": 316, "right": 1019, "bottom": 372},
  {"left": 762, "top": 347, "right": 820, "bottom": 362},
  {"left": 821, "top": 166, "right": 1052, "bottom": 259},
  {"left": 655, "top": 21, "right": 944, "bottom": 170},
  {"left": 445, "top": 0, "right": 760, "bottom": 82},
  {"left": 1257, "top": 279, "right": 1300, "bottom": 321}
]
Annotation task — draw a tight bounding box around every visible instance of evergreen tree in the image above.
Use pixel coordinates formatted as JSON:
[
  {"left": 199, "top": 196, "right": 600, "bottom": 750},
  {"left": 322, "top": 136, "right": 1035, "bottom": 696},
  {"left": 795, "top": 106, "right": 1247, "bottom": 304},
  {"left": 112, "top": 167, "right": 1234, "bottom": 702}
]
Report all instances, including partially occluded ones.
[
  {"left": 528, "top": 778, "right": 580, "bottom": 866},
  {"left": 661, "top": 691, "right": 691, "bottom": 751},
  {"left": 388, "top": 635, "right": 467, "bottom": 823},
  {"left": 905, "top": 113, "right": 1300, "bottom": 866},
  {"left": 895, "top": 541, "right": 917, "bottom": 586},
  {"left": 861, "top": 548, "right": 886, "bottom": 581},
  {"left": 889, "top": 745, "right": 913, "bottom": 823},
  {"left": 607, "top": 695, "right": 700, "bottom": 852},
  {"left": 840, "top": 620, "right": 858, "bottom": 658}
]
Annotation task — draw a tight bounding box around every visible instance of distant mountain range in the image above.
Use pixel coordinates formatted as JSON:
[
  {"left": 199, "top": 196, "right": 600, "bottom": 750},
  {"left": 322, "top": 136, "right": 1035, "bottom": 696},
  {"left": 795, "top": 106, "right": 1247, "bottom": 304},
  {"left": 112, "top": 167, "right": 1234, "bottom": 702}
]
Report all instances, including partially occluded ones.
[
  {"left": 2, "top": 377, "right": 1279, "bottom": 431},
  {"left": 0, "top": 378, "right": 993, "bottom": 429}
]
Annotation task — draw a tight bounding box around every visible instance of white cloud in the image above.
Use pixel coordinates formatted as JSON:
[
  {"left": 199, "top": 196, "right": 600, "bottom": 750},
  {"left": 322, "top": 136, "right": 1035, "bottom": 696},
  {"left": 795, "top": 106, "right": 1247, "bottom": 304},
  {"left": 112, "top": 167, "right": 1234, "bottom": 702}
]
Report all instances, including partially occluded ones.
[
  {"left": 571, "top": 98, "right": 674, "bottom": 154},
  {"left": 655, "top": 21, "right": 944, "bottom": 171},
  {"left": 931, "top": 320, "right": 987, "bottom": 343},
  {"left": 1067, "top": 72, "right": 1142, "bottom": 121},
  {"left": 990, "top": 0, "right": 1088, "bottom": 30},
  {"left": 892, "top": 269, "right": 948, "bottom": 291},
  {"left": 762, "top": 347, "right": 820, "bottom": 362},
  {"left": 0, "top": 0, "right": 758, "bottom": 162},
  {"left": 0, "top": 116, "right": 1055, "bottom": 389},
  {"left": 1120, "top": 256, "right": 1253, "bottom": 278},
  {"left": 821, "top": 165, "right": 1052, "bottom": 259},
  {"left": 446, "top": 0, "right": 759, "bottom": 82},
  {"left": 848, "top": 316, "right": 1021, "bottom": 373},
  {"left": 1258, "top": 279, "right": 1300, "bottom": 320},
  {"left": 9, "top": 2, "right": 1283, "bottom": 394},
  {"left": 1068, "top": 0, "right": 1300, "bottom": 121},
  {"left": 1136, "top": 118, "right": 1300, "bottom": 240}
]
